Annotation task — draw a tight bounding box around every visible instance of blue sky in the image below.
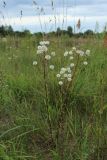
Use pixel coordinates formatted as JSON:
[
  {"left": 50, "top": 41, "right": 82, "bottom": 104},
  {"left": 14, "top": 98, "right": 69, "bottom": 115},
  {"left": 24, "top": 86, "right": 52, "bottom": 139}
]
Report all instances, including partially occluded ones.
[{"left": 0, "top": 0, "right": 107, "bottom": 33}]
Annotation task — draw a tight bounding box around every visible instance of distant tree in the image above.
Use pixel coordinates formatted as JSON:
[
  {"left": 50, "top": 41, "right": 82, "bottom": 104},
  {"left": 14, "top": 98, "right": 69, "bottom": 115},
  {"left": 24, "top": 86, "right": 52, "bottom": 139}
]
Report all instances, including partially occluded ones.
[
  {"left": 5, "top": 25, "right": 13, "bottom": 35},
  {"left": 0, "top": 25, "right": 14, "bottom": 36},
  {"left": 0, "top": 25, "right": 5, "bottom": 36},
  {"left": 67, "top": 26, "right": 73, "bottom": 37},
  {"left": 23, "top": 29, "right": 31, "bottom": 36},
  {"left": 84, "top": 29, "right": 94, "bottom": 36}
]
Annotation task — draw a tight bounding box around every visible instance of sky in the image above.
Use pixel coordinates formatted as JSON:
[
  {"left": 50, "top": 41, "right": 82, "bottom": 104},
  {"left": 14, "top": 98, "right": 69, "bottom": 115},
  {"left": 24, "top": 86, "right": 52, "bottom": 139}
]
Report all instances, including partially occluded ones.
[{"left": 0, "top": 0, "right": 107, "bottom": 33}]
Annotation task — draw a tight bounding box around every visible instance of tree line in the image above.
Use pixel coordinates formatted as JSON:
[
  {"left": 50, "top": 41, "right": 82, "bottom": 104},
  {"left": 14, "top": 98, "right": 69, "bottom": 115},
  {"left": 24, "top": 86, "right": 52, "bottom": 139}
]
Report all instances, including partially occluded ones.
[{"left": 0, "top": 25, "right": 100, "bottom": 37}]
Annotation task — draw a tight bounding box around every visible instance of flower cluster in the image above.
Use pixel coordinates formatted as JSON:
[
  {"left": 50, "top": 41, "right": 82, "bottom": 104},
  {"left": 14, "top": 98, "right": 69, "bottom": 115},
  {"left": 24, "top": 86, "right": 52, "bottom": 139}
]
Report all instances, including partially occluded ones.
[
  {"left": 64, "top": 47, "right": 90, "bottom": 58},
  {"left": 36, "top": 41, "right": 50, "bottom": 55},
  {"left": 33, "top": 41, "right": 55, "bottom": 70},
  {"left": 34, "top": 41, "right": 90, "bottom": 86},
  {"left": 56, "top": 65, "right": 74, "bottom": 85},
  {"left": 57, "top": 47, "right": 90, "bottom": 85}
]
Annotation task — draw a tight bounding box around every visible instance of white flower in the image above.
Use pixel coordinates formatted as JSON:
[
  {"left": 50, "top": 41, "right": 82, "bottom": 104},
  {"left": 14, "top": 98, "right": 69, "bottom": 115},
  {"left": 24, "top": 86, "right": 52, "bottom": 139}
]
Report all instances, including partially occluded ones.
[
  {"left": 67, "top": 74, "right": 72, "bottom": 78},
  {"left": 67, "top": 67, "right": 71, "bottom": 73},
  {"left": 67, "top": 78, "right": 72, "bottom": 82},
  {"left": 72, "top": 47, "right": 76, "bottom": 51},
  {"left": 76, "top": 50, "right": 84, "bottom": 56},
  {"left": 64, "top": 51, "right": 69, "bottom": 57},
  {"left": 86, "top": 50, "right": 90, "bottom": 56},
  {"left": 33, "top": 61, "right": 37, "bottom": 66},
  {"left": 70, "top": 56, "right": 74, "bottom": 60},
  {"left": 45, "top": 55, "right": 51, "bottom": 60},
  {"left": 51, "top": 52, "right": 56, "bottom": 56},
  {"left": 61, "top": 67, "right": 66, "bottom": 72},
  {"left": 41, "top": 45, "right": 48, "bottom": 52},
  {"left": 45, "top": 41, "right": 50, "bottom": 45},
  {"left": 70, "top": 63, "right": 75, "bottom": 68},
  {"left": 40, "top": 41, "right": 45, "bottom": 45},
  {"left": 83, "top": 61, "right": 88, "bottom": 65},
  {"left": 56, "top": 74, "right": 61, "bottom": 78},
  {"left": 60, "top": 70, "right": 65, "bottom": 74},
  {"left": 37, "top": 50, "right": 42, "bottom": 54},
  {"left": 64, "top": 74, "right": 68, "bottom": 78},
  {"left": 58, "top": 81, "right": 63, "bottom": 86},
  {"left": 49, "top": 65, "right": 54, "bottom": 70},
  {"left": 69, "top": 51, "right": 73, "bottom": 55},
  {"left": 38, "top": 45, "right": 42, "bottom": 50},
  {"left": 40, "top": 41, "right": 50, "bottom": 45}
]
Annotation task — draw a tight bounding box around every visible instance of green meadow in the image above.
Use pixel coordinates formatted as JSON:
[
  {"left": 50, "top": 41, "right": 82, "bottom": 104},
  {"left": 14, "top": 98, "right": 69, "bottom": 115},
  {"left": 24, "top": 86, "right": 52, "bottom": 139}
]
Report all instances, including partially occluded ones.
[{"left": 0, "top": 35, "right": 107, "bottom": 159}]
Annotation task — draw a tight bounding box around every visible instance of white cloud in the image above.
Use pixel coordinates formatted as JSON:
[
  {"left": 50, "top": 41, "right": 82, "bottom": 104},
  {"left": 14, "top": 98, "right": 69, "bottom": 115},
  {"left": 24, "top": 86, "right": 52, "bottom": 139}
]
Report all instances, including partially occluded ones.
[
  {"left": 0, "top": 14, "right": 106, "bottom": 32},
  {"left": 0, "top": 0, "right": 107, "bottom": 32}
]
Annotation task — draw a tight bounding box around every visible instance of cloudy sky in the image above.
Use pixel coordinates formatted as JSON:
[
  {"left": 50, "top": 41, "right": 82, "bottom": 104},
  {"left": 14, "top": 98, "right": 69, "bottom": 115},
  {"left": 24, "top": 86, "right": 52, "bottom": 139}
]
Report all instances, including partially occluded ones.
[{"left": 0, "top": 0, "right": 107, "bottom": 32}]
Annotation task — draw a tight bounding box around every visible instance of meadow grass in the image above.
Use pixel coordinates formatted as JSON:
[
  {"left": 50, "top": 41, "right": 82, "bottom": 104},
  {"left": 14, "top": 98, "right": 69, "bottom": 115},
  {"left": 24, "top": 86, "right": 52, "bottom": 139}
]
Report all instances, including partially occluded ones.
[{"left": 0, "top": 35, "right": 107, "bottom": 160}]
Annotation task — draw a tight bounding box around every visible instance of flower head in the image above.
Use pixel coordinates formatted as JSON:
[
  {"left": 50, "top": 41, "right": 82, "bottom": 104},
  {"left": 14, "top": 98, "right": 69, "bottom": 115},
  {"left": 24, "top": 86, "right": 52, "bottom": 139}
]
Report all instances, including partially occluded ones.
[
  {"left": 70, "top": 56, "right": 74, "bottom": 60},
  {"left": 70, "top": 63, "right": 75, "bottom": 68},
  {"left": 51, "top": 52, "right": 56, "bottom": 56},
  {"left": 76, "top": 50, "right": 84, "bottom": 56},
  {"left": 86, "top": 50, "right": 90, "bottom": 56},
  {"left": 33, "top": 61, "right": 37, "bottom": 66},
  {"left": 64, "top": 51, "right": 69, "bottom": 57},
  {"left": 49, "top": 65, "right": 54, "bottom": 70},
  {"left": 69, "top": 51, "right": 73, "bottom": 55},
  {"left": 67, "top": 67, "right": 71, "bottom": 73},
  {"left": 58, "top": 81, "right": 63, "bottom": 86},
  {"left": 45, "top": 55, "right": 51, "bottom": 60},
  {"left": 83, "top": 61, "right": 88, "bottom": 65},
  {"left": 67, "top": 78, "right": 72, "bottom": 82},
  {"left": 56, "top": 74, "right": 61, "bottom": 78},
  {"left": 40, "top": 41, "right": 50, "bottom": 45},
  {"left": 72, "top": 47, "right": 76, "bottom": 51}
]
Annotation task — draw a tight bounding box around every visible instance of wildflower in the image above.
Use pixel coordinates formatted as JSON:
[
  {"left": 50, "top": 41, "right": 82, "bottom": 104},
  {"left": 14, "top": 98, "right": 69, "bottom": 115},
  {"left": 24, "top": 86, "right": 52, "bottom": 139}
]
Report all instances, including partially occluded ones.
[
  {"left": 41, "top": 45, "right": 48, "bottom": 52},
  {"left": 72, "top": 47, "right": 76, "bottom": 51},
  {"left": 86, "top": 50, "right": 90, "bottom": 56},
  {"left": 64, "top": 51, "right": 69, "bottom": 57},
  {"left": 44, "top": 41, "right": 50, "bottom": 45},
  {"left": 49, "top": 65, "right": 54, "bottom": 70},
  {"left": 67, "top": 78, "right": 72, "bottom": 82},
  {"left": 67, "top": 67, "right": 71, "bottom": 73},
  {"left": 76, "top": 50, "right": 84, "bottom": 56},
  {"left": 83, "top": 61, "right": 88, "bottom": 65},
  {"left": 38, "top": 45, "right": 42, "bottom": 50},
  {"left": 37, "top": 44, "right": 48, "bottom": 54},
  {"left": 67, "top": 74, "right": 72, "bottom": 78},
  {"left": 70, "top": 56, "right": 74, "bottom": 60},
  {"left": 56, "top": 74, "right": 61, "bottom": 78},
  {"left": 37, "top": 50, "right": 43, "bottom": 54},
  {"left": 60, "top": 70, "right": 65, "bottom": 74},
  {"left": 51, "top": 52, "right": 56, "bottom": 56},
  {"left": 61, "top": 67, "right": 66, "bottom": 72},
  {"left": 58, "top": 81, "right": 63, "bottom": 86},
  {"left": 33, "top": 61, "right": 37, "bottom": 66},
  {"left": 69, "top": 51, "right": 73, "bottom": 55},
  {"left": 70, "top": 63, "right": 75, "bottom": 68},
  {"left": 45, "top": 55, "right": 51, "bottom": 60},
  {"left": 40, "top": 41, "right": 44, "bottom": 45},
  {"left": 64, "top": 74, "right": 68, "bottom": 78},
  {"left": 40, "top": 41, "right": 50, "bottom": 45}
]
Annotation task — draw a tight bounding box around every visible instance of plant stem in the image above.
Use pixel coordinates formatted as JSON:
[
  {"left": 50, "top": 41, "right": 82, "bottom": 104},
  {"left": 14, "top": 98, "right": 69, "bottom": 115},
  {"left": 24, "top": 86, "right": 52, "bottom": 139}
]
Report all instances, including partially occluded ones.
[{"left": 43, "top": 54, "right": 54, "bottom": 144}]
